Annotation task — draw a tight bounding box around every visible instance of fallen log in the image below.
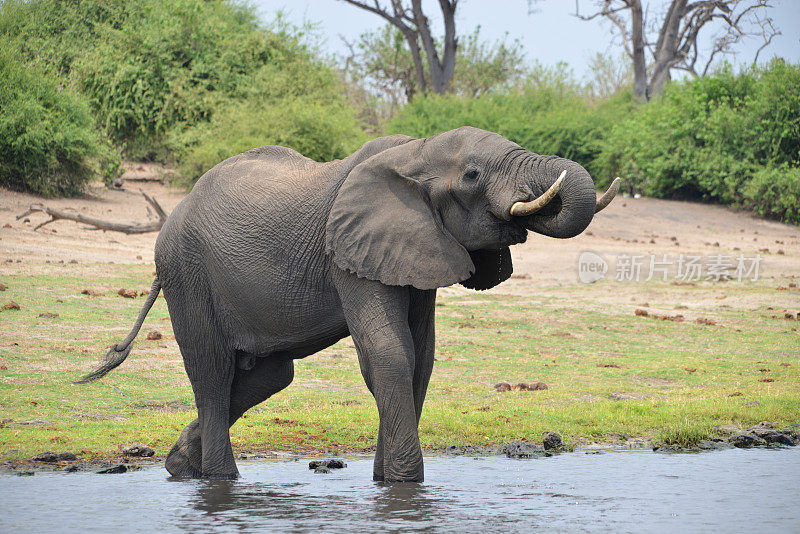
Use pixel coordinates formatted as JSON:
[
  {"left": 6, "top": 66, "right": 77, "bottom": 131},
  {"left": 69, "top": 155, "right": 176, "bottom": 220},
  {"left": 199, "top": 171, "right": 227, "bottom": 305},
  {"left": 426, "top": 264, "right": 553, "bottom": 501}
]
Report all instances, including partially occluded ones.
[{"left": 16, "top": 189, "right": 168, "bottom": 234}]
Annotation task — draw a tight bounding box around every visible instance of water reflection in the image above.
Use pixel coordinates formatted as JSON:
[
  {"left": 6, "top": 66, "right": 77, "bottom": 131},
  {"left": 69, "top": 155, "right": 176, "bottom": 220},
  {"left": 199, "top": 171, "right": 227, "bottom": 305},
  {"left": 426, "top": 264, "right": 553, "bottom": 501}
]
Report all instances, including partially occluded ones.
[
  {"left": 2, "top": 450, "right": 799, "bottom": 532},
  {"left": 373, "top": 482, "right": 438, "bottom": 524}
]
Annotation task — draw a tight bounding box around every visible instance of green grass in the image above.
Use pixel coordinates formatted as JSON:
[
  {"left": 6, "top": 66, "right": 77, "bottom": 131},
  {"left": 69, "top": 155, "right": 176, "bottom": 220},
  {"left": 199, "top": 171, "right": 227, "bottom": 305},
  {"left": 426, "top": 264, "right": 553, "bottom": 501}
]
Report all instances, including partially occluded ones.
[{"left": 1, "top": 263, "right": 798, "bottom": 461}]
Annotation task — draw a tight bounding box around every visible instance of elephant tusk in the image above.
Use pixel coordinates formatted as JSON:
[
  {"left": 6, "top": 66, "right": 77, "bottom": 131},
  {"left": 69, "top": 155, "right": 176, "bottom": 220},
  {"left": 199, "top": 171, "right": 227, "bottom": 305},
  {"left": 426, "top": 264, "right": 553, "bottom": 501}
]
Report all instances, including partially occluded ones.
[
  {"left": 510, "top": 170, "right": 565, "bottom": 217},
  {"left": 595, "top": 177, "right": 621, "bottom": 213}
]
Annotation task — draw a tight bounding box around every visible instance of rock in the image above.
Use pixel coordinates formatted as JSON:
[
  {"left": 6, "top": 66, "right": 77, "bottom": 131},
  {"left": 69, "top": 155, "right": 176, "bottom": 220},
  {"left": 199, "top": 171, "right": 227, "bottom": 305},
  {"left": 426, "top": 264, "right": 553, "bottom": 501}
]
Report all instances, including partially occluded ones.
[
  {"left": 729, "top": 431, "right": 767, "bottom": 448},
  {"left": 313, "top": 466, "right": 330, "bottom": 474},
  {"left": 120, "top": 443, "right": 155, "bottom": 457},
  {"left": 542, "top": 431, "right": 563, "bottom": 451},
  {"left": 698, "top": 439, "right": 733, "bottom": 451},
  {"left": 494, "top": 382, "right": 511, "bottom": 392},
  {"left": 713, "top": 424, "right": 740, "bottom": 436},
  {"left": 146, "top": 331, "right": 162, "bottom": 341},
  {"left": 31, "top": 451, "right": 77, "bottom": 462},
  {"left": 97, "top": 465, "right": 127, "bottom": 474},
  {"left": 2, "top": 301, "right": 20, "bottom": 311},
  {"left": 502, "top": 441, "right": 552, "bottom": 459},
  {"left": 745, "top": 422, "right": 795, "bottom": 445},
  {"left": 308, "top": 459, "right": 347, "bottom": 470},
  {"left": 16, "top": 471, "right": 34, "bottom": 477}
]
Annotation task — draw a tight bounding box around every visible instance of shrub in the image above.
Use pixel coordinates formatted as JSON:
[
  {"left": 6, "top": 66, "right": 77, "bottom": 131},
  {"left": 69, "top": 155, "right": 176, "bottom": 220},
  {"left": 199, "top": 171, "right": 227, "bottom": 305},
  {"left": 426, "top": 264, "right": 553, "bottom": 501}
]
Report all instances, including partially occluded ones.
[
  {"left": 0, "top": 44, "right": 118, "bottom": 196},
  {"left": 598, "top": 60, "right": 800, "bottom": 223},
  {"left": 73, "top": 0, "right": 318, "bottom": 159},
  {"left": 1, "top": 0, "right": 367, "bottom": 184},
  {"left": 173, "top": 61, "right": 366, "bottom": 182}
]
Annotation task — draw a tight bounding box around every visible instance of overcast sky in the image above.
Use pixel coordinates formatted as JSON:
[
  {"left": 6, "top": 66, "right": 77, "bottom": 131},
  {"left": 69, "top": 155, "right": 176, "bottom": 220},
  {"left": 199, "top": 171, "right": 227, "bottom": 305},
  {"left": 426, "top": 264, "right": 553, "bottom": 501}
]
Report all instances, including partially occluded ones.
[{"left": 252, "top": 0, "right": 800, "bottom": 81}]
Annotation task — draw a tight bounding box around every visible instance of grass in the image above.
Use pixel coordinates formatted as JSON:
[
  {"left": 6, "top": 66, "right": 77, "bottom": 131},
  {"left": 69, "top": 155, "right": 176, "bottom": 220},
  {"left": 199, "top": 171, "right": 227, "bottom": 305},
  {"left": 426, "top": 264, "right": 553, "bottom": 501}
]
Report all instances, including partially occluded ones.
[{"left": 1, "top": 263, "right": 798, "bottom": 462}]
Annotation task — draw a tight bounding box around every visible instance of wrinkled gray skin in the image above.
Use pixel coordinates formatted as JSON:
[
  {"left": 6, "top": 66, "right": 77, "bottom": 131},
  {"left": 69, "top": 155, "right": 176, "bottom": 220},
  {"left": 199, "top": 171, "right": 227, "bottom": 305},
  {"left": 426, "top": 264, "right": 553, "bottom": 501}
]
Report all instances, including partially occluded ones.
[{"left": 87, "top": 127, "right": 601, "bottom": 481}]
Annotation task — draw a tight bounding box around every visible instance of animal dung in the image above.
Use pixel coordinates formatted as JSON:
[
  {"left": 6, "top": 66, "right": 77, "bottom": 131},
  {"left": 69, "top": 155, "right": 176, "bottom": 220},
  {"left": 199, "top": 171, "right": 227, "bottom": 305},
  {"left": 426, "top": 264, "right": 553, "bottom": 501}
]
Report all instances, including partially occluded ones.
[
  {"left": 81, "top": 289, "right": 103, "bottom": 296},
  {"left": 2, "top": 301, "right": 20, "bottom": 310},
  {"left": 496, "top": 382, "right": 547, "bottom": 392}
]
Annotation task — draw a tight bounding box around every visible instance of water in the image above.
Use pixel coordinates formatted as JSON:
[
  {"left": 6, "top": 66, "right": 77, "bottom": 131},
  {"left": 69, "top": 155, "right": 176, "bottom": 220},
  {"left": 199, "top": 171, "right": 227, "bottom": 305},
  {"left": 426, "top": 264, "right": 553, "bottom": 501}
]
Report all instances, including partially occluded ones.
[{"left": 2, "top": 448, "right": 799, "bottom": 533}]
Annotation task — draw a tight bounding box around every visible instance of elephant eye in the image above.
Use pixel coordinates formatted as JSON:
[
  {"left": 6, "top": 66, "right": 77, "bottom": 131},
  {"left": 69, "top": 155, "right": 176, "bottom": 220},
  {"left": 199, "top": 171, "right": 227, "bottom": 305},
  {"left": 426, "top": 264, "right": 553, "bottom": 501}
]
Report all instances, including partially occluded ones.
[{"left": 464, "top": 169, "right": 480, "bottom": 181}]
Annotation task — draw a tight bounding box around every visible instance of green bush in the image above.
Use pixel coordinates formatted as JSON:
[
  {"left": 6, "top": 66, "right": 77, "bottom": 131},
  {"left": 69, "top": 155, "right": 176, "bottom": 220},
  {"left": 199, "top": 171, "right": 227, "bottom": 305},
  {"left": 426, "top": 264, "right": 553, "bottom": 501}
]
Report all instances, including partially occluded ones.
[
  {"left": 0, "top": 44, "right": 118, "bottom": 196},
  {"left": 743, "top": 165, "right": 800, "bottom": 223},
  {"left": 599, "top": 60, "right": 800, "bottom": 223},
  {"left": 73, "top": 0, "right": 320, "bottom": 159},
  {"left": 1, "top": 0, "right": 367, "bottom": 187},
  {"left": 173, "top": 61, "right": 366, "bottom": 182}
]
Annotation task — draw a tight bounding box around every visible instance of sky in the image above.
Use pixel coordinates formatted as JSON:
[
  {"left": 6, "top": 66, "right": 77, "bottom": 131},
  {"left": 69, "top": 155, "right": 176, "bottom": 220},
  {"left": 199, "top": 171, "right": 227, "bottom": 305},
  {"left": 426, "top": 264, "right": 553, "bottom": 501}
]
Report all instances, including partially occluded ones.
[{"left": 251, "top": 0, "right": 800, "bottom": 81}]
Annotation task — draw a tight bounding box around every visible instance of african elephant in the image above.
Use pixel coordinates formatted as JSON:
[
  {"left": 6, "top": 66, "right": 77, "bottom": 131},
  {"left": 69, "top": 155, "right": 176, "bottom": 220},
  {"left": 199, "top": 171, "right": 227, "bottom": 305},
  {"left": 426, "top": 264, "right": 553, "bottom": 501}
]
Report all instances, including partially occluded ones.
[{"left": 79, "top": 127, "right": 619, "bottom": 481}]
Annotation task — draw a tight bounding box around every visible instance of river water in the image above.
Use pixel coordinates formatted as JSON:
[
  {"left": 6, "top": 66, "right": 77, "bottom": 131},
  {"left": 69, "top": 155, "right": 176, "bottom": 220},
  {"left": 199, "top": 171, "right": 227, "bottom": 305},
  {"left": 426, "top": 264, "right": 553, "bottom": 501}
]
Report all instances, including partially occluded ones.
[{"left": 1, "top": 448, "right": 799, "bottom": 533}]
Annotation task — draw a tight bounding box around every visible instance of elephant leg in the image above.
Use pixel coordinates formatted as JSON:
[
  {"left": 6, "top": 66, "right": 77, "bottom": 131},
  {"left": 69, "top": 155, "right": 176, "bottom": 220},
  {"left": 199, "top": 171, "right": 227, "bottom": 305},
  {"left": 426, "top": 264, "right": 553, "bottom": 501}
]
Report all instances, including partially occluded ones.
[
  {"left": 409, "top": 289, "right": 436, "bottom": 424},
  {"left": 162, "top": 289, "right": 238, "bottom": 479},
  {"left": 369, "top": 290, "right": 436, "bottom": 481},
  {"left": 166, "top": 355, "right": 295, "bottom": 478},
  {"left": 332, "top": 268, "right": 423, "bottom": 482}
]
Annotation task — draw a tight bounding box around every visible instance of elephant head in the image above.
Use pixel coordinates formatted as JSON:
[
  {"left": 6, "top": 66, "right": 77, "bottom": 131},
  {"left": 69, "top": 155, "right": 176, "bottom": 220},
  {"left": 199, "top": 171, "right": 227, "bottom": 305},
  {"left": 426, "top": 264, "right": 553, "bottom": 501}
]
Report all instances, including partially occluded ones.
[{"left": 326, "top": 126, "right": 619, "bottom": 291}]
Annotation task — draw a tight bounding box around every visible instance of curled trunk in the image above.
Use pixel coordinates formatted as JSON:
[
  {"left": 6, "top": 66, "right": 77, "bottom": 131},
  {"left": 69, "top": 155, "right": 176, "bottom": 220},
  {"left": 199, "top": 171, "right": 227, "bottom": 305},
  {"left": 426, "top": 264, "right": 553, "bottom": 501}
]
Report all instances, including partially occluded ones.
[{"left": 516, "top": 158, "right": 597, "bottom": 239}]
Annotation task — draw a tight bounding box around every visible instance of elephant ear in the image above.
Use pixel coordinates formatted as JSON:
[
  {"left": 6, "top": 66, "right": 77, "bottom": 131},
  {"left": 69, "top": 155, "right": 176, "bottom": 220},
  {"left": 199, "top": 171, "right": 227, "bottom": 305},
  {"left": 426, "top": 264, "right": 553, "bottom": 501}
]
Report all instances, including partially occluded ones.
[
  {"left": 460, "top": 248, "right": 513, "bottom": 290},
  {"left": 326, "top": 140, "right": 474, "bottom": 290}
]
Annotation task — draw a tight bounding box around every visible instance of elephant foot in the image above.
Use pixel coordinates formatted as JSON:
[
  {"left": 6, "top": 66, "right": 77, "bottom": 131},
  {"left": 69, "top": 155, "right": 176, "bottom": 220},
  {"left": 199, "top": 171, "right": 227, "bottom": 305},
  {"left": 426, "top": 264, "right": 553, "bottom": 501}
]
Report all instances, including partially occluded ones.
[
  {"left": 165, "top": 421, "right": 203, "bottom": 478},
  {"left": 165, "top": 442, "right": 203, "bottom": 478}
]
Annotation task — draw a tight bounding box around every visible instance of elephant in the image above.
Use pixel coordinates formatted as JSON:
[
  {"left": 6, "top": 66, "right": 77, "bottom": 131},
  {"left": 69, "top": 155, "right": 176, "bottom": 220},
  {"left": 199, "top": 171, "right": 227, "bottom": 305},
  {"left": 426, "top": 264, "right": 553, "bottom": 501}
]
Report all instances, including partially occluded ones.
[{"left": 79, "top": 126, "right": 619, "bottom": 482}]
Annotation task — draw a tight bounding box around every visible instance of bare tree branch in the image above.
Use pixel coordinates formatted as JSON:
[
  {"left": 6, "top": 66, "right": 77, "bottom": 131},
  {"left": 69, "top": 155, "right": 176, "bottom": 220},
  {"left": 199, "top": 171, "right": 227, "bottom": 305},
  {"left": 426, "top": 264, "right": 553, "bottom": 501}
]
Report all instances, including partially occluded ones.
[
  {"left": 573, "top": 0, "right": 779, "bottom": 102},
  {"left": 16, "top": 190, "right": 168, "bottom": 234},
  {"left": 340, "top": 0, "right": 459, "bottom": 95}
]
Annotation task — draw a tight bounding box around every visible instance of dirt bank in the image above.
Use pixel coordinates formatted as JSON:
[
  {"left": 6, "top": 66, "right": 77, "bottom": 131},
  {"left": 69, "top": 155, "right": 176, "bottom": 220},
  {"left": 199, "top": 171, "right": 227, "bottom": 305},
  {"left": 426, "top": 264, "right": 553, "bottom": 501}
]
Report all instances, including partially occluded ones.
[{"left": 3, "top": 167, "right": 798, "bottom": 278}]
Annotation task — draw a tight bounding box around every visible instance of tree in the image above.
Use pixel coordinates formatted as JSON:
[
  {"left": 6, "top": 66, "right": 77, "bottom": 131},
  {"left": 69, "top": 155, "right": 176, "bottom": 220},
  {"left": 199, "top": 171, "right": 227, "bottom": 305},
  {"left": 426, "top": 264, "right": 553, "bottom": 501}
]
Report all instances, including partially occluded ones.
[
  {"left": 572, "top": 0, "right": 779, "bottom": 102},
  {"left": 342, "top": 25, "right": 525, "bottom": 113},
  {"left": 339, "top": 0, "right": 458, "bottom": 95}
]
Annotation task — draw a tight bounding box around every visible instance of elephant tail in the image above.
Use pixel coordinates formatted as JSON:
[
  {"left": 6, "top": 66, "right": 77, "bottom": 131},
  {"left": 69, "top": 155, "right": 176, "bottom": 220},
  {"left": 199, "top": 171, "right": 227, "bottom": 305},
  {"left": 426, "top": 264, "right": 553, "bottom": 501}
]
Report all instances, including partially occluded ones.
[{"left": 76, "top": 278, "right": 162, "bottom": 384}]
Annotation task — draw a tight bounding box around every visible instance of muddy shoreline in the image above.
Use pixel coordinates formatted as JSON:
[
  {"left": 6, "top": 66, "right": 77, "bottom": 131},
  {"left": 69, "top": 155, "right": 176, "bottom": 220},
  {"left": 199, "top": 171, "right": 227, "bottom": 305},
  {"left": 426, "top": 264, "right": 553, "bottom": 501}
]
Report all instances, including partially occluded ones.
[{"left": 3, "top": 422, "right": 797, "bottom": 475}]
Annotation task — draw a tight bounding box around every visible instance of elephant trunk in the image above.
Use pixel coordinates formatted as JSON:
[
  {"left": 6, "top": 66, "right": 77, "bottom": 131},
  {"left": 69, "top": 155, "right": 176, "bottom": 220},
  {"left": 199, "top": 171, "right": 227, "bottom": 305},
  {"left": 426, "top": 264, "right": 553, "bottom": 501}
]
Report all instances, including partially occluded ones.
[{"left": 514, "top": 158, "right": 597, "bottom": 239}]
